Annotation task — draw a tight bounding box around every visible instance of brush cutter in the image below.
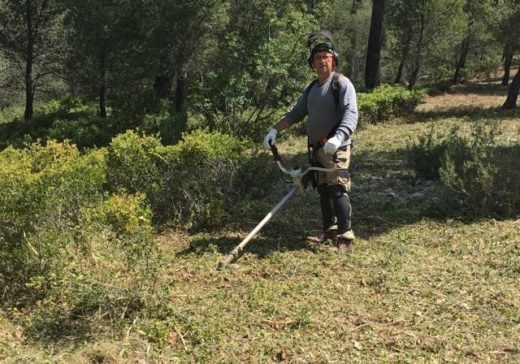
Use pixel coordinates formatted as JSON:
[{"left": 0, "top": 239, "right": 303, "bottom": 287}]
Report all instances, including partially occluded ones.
[{"left": 217, "top": 143, "right": 335, "bottom": 269}]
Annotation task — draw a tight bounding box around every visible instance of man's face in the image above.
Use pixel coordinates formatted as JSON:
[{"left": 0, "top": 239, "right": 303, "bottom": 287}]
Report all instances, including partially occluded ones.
[{"left": 312, "top": 51, "right": 335, "bottom": 75}]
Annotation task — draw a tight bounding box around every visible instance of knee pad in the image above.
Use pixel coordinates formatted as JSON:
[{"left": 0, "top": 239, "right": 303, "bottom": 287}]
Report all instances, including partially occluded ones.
[{"left": 327, "top": 184, "right": 345, "bottom": 198}]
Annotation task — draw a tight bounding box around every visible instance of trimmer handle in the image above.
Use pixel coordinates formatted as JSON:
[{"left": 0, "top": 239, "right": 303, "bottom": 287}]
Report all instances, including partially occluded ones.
[{"left": 269, "top": 142, "right": 281, "bottom": 162}]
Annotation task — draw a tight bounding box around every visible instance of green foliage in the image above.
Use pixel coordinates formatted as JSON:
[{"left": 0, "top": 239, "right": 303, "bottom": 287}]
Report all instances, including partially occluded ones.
[
  {"left": 409, "top": 121, "right": 520, "bottom": 216},
  {"left": 193, "top": 0, "right": 316, "bottom": 141},
  {"left": 140, "top": 108, "right": 188, "bottom": 145},
  {"left": 106, "top": 130, "right": 162, "bottom": 199},
  {"left": 47, "top": 116, "right": 113, "bottom": 148},
  {"left": 0, "top": 97, "right": 111, "bottom": 150},
  {"left": 386, "top": 0, "right": 468, "bottom": 87},
  {"left": 0, "top": 140, "right": 107, "bottom": 302},
  {"left": 25, "top": 193, "right": 160, "bottom": 336},
  {"left": 358, "top": 85, "right": 421, "bottom": 124},
  {"left": 104, "top": 129, "right": 256, "bottom": 229},
  {"left": 0, "top": 139, "right": 160, "bottom": 328},
  {"left": 315, "top": 0, "right": 372, "bottom": 86},
  {"left": 0, "top": 104, "right": 24, "bottom": 124},
  {"left": 156, "top": 129, "right": 247, "bottom": 228},
  {"left": 0, "top": 0, "right": 67, "bottom": 119},
  {"left": 422, "top": 79, "right": 453, "bottom": 96},
  {"left": 439, "top": 122, "right": 520, "bottom": 216},
  {"left": 78, "top": 193, "right": 159, "bottom": 297},
  {"left": 406, "top": 126, "right": 448, "bottom": 180}
]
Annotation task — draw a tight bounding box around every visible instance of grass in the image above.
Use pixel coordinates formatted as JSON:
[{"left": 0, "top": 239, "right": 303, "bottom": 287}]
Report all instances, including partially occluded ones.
[{"left": 1, "top": 80, "right": 520, "bottom": 363}]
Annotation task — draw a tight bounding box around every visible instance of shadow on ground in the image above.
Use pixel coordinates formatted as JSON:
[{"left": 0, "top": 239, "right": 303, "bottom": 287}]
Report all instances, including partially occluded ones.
[
  {"left": 177, "top": 146, "right": 456, "bottom": 259},
  {"left": 19, "top": 308, "right": 102, "bottom": 348},
  {"left": 413, "top": 105, "right": 519, "bottom": 122},
  {"left": 448, "top": 82, "right": 510, "bottom": 96},
  {"left": 178, "top": 230, "right": 321, "bottom": 261}
]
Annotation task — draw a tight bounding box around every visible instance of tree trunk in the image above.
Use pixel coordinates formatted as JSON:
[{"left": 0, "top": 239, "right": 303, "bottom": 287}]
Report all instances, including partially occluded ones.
[
  {"left": 99, "top": 82, "right": 106, "bottom": 118},
  {"left": 98, "top": 53, "right": 107, "bottom": 118},
  {"left": 394, "top": 60, "right": 405, "bottom": 85},
  {"left": 174, "top": 71, "right": 188, "bottom": 132},
  {"left": 174, "top": 72, "right": 187, "bottom": 112},
  {"left": 502, "top": 42, "right": 513, "bottom": 86},
  {"left": 394, "top": 34, "right": 412, "bottom": 84},
  {"left": 365, "top": 0, "right": 386, "bottom": 90},
  {"left": 452, "top": 33, "right": 470, "bottom": 84},
  {"left": 24, "top": 57, "right": 34, "bottom": 121},
  {"left": 407, "top": 14, "right": 425, "bottom": 90},
  {"left": 345, "top": 0, "right": 363, "bottom": 79},
  {"left": 346, "top": 38, "right": 357, "bottom": 79},
  {"left": 502, "top": 67, "right": 520, "bottom": 109},
  {"left": 24, "top": 0, "right": 35, "bottom": 121},
  {"left": 154, "top": 75, "right": 172, "bottom": 99}
]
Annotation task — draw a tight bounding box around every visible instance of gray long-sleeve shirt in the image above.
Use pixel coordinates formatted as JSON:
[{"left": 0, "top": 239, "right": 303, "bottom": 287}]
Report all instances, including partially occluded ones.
[{"left": 284, "top": 72, "right": 358, "bottom": 147}]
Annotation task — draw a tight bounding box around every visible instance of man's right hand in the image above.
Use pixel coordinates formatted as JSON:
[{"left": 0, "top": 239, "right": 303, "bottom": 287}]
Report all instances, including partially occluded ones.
[{"left": 263, "top": 128, "right": 278, "bottom": 149}]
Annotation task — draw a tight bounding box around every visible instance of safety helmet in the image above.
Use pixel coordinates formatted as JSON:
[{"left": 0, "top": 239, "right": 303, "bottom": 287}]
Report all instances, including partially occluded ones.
[{"left": 307, "top": 29, "right": 339, "bottom": 68}]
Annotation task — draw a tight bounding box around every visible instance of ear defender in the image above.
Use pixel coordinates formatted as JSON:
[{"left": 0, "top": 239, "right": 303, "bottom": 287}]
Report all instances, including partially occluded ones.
[
  {"left": 307, "top": 30, "right": 339, "bottom": 69},
  {"left": 333, "top": 51, "right": 339, "bottom": 66}
]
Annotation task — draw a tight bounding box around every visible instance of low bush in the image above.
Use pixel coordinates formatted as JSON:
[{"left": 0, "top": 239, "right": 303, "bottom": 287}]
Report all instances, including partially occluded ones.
[
  {"left": 0, "top": 141, "right": 107, "bottom": 303},
  {"left": 106, "top": 130, "right": 162, "bottom": 199},
  {"left": 105, "top": 129, "right": 258, "bottom": 229},
  {"left": 358, "top": 85, "right": 421, "bottom": 124},
  {"left": 0, "top": 98, "right": 105, "bottom": 150},
  {"left": 439, "top": 122, "right": 520, "bottom": 216},
  {"left": 0, "top": 140, "right": 160, "bottom": 321},
  {"left": 69, "top": 193, "right": 159, "bottom": 317},
  {"left": 406, "top": 126, "right": 448, "bottom": 180},
  {"left": 408, "top": 121, "right": 520, "bottom": 216},
  {"left": 47, "top": 116, "right": 114, "bottom": 148},
  {"left": 421, "top": 79, "right": 453, "bottom": 96},
  {"left": 0, "top": 104, "right": 24, "bottom": 124},
  {"left": 140, "top": 109, "right": 187, "bottom": 145},
  {"left": 155, "top": 129, "right": 247, "bottom": 228}
]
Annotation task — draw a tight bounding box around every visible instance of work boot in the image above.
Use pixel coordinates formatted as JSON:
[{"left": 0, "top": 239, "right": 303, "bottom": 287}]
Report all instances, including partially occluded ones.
[
  {"left": 336, "top": 230, "right": 355, "bottom": 254},
  {"left": 306, "top": 225, "right": 337, "bottom": 244}
]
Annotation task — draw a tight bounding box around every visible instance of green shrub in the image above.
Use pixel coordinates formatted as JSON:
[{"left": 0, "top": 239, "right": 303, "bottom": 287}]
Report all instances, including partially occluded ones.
[
  {"left": 358, "top": 85, "right": 422, "bottom": 124},
  {"left": 0, "top": 98, "right": 107, "bottom": 150},
  {"left": 156, "top": 129, "right": 246, "bottom": 228},
  {"left": 0, "top": 140, "right": 107, "bottom": 302},
  {"left": 105, "top": 129, "right": 252, "bottom": 229},
  {"left": 0, "top": 139, "right": 161, "bottom": 328},
  {"left": 0, "top": 104, "right": 24, "bottom": 124},
  {"left": 407, "top": 120, "right": 520, "bottom": 216},
  {"left": 110, "top": 89, "right": 163, "bottom": 132},
  {"left": 408, "top": 122, "right": 520, "bottom": 216},
  {"left": 407, "top": 126, "right": 448, "bottom": 180},
  {"left": 140, "top": 109, "right": 187, "bottom": 145},
  {"left": 440, "top": 122, "right": 510, "bottom": 216},
  {"left": 22, "top": 193, "right": 160, "bottom": 336},
  {"left": 421, "top": 79, "right": 452, "bottom": 96},
  {"left": 106, "top": 130, "right": 162, "bottom": 199},
  {"left": 73, "top": 194, "right": 159, "bottom": 309},
  {"left": 47, "top": 116, "right": 114, "bottom": 148}
]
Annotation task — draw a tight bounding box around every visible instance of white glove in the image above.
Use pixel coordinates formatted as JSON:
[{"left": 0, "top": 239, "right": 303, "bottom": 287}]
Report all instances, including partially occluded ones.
[
  {"left": 263, "top": 128, "right": 278, "bottom": 149},
  {"left": 323, "top": 136, "right": 341, "bottom": 154}
]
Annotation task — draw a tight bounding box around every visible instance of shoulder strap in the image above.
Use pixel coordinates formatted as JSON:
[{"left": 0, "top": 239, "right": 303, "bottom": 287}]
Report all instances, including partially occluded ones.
[
  {"left": 331, "top": 72, "right": 340, "bottom": 112},
  {"left": 327, "top": 73, "right": 345, "bottom": 139},
  {"left": 304, "top": 79, "right": 318, "bottom": 99},
  {"left": 305, "top": 74, "right": 341, "bottom": 112}
]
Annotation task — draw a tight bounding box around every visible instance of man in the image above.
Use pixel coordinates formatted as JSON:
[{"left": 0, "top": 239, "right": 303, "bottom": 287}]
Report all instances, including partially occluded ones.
[{"left": 263, "top": 30, "right": 358, "bottom": 253}]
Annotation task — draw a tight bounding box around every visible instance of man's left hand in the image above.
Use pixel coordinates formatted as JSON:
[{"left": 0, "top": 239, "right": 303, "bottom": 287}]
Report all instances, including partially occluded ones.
[{"left": 323, "top": 136, "right": 341, "bottom": 154}]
